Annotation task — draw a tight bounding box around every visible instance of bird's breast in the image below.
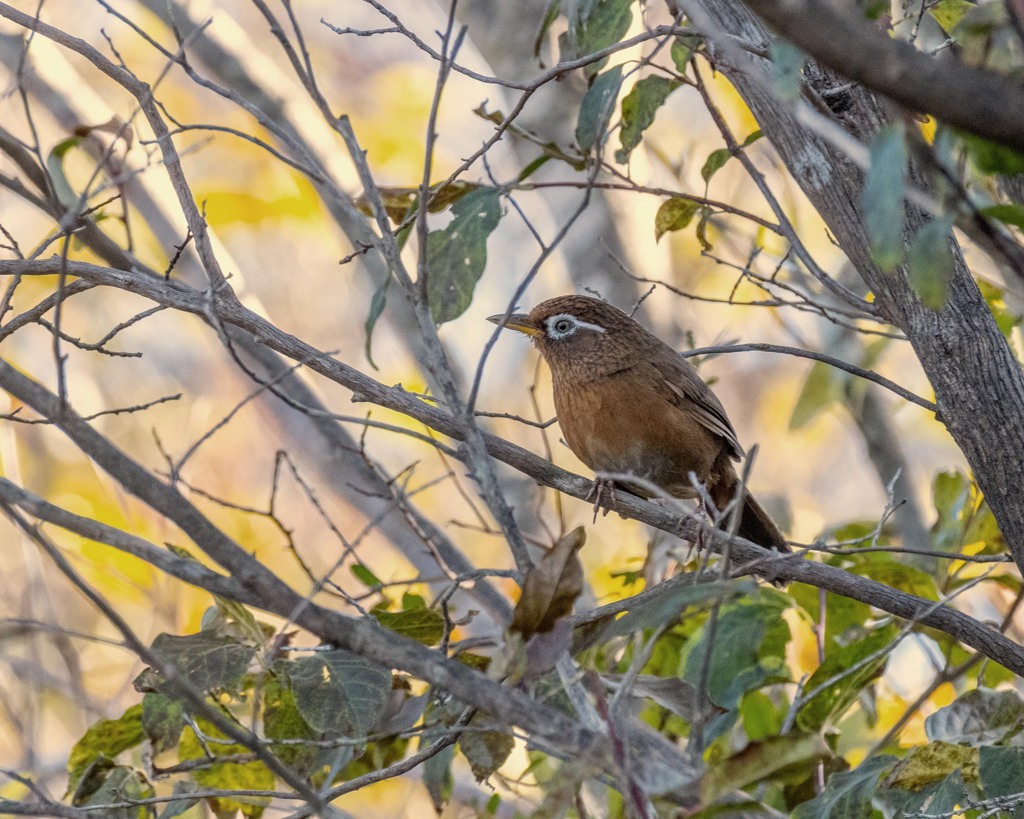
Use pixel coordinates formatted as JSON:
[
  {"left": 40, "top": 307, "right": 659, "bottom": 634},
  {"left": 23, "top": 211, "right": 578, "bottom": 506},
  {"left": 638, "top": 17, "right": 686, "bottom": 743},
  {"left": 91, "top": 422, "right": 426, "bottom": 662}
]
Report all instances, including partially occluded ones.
[{"left": 552, "top": 372, "right": 720, "bottom": 496}]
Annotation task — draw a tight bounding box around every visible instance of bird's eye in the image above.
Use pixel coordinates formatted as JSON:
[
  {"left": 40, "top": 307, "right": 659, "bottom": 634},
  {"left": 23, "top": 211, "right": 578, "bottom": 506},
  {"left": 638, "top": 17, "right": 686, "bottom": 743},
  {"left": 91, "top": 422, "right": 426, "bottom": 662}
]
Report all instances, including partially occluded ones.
[{"left": 553, "top": 318, "right": 573, "bottom": 334}]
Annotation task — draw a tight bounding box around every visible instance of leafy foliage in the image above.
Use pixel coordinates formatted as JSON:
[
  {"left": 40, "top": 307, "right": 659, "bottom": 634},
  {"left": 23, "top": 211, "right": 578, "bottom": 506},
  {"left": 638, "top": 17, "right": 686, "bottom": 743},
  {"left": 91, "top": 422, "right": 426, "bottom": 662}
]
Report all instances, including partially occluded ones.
[{"left": 10, "top": 0, "right": 1024, "bottom": 816}]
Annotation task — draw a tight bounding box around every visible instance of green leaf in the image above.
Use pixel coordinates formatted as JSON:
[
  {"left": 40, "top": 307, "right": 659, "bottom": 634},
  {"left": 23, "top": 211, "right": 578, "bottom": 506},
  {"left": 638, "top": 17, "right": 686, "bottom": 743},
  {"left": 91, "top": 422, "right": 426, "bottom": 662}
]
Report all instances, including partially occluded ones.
[
  {"left": 350, "top": 562, "right": 382, "bottom": 589},
  {"left": 604, "top": 578, "right": 756, "bottom": 639},
  {"left": 288, "top": 648, "right": 391, "bottom": 736},
  {"left": 701, "top": 733, "right": 829, "bottom": 805},
  {"left": 792, "top": 579, "right": 871, "bottom": 646},
  {"left": 742, "top": 129, "right": 764, "bottom": 148},
  {"left": 613, "top": 674, "right": 703, "bottom": 720},
  {"left": 67, "top": 704, "right": 145, "bottom": 793},
  {"left": 46, "top": 136, "right": 85, "bottom": 209},
  {"left": 863, "top": 124, "right": 908, "bottom": 272},
  {"left": 375, "top": 606, "right": 445, "bottom": 645},
  {"left": 156, "top": 781, "right": 201, "bottom": 819},
  {"left": 616, "top": 76, "right": 681, "bottom": 163},
  {"left": 796, "top": 624, "right": 899, "bottom": 732},
  {"left": 74, "top": 766, "right": 152, "bottom": 819},
  {"left": 962, "top": 132, "right": 1024, "bottom": 176},
  {"left": 770, "top": 39, "right": 805, "bottom": 102},
  {"left": 927, "top": 688, "right": 1024, "bottom": 745},
  {"left": 178, "top": 719, "right": 273, "bottom": 818},
  {"left": 568, "top": 0, "right": 633, "bottom": 77},
  {"left": 979, "top": 746, "right": 1024, "bottom": 816},
  {"left": 575, "top": 65, "right": 623, "bottom": 151},
  {"left": 263, "top": 675, "right": 319, "bottom": 776},
  {"left": 425, "top": 187, "right": 502, "bottom": 325},
  {"left": 981, "top": 203, "right": 1024, "bottom": 231},
  {"left": 699, "top": 132, "right": 761, "bottom": 186},
  {"left": 741, "top": 690, "right": 785, "bottom": 741},
  {"left": 931, "top": 469, "right": 1001, "bottom": 554},
  {"left": 851, "top": 555, "right": 939, "bottom": 600},
  {"left": 683, "top": 600, "right": 790, "bottom": 712},
  {"left": 459, "top": 716, "right": 514, "bottom": 782},
  {"left": 421, "top": 701, "right": 458, "bottom": 811},
  {"left": 891, "top": 770, "right": 968, "bottom": 817},
  {"left": 533, "top": 0, "right": 561, "bottom": 59},
  {"left": 150, "top": 632, "right": 256, "bottom": 693},
  {"left": 907, "top": 218, "right": 954, "bottom": 311},
  {"left": 696, "top": 207, "right": 714, "bottom": 250},
  {"left": 142, "top": 692, "right": 184, "bottom": 754},
  {"left": 792, "top": 756, "right": 896, "bottom": 819},
  {"left": 213, "top": 596, "right": 269, "bottom": 645},
  {"left": 671, "top": 35, "right": 700, "bottom": 72},
  {"left": 655, "top": 197, "right": 701, "bottom": 241},
  {"left": 701, "top": 147, "right": 732, "bottom": 184},
  {"left": 363, "top": 272, "right": 391, "bottom": 370},
  {"left": 789, "top": 360, "right": 842, "bottom": 430},
  {"left": 933, "top": 469, "right": 972, "bottom": 526}
]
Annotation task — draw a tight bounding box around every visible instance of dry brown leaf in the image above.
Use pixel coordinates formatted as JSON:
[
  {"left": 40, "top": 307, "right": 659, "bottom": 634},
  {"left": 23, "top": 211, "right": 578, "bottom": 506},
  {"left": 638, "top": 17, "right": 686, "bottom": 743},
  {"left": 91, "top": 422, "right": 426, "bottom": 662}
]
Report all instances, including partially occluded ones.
[{"left": 510, "top": 526, "right": 586, "bottom": 640}]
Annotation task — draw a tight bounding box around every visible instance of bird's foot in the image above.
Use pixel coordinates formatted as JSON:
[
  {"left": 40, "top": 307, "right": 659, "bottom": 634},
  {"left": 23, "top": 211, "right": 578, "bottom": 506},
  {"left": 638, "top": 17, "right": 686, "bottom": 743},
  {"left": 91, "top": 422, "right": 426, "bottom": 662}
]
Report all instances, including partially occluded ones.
[
  {"left": 675, "top": 501, "right": 709, "bottom": 561},
  {"left": 676, "top": 521, "right": 707, "bottom": 563},
  {"left": 585, "top": 477, "right": 617, "bottom": 522}
]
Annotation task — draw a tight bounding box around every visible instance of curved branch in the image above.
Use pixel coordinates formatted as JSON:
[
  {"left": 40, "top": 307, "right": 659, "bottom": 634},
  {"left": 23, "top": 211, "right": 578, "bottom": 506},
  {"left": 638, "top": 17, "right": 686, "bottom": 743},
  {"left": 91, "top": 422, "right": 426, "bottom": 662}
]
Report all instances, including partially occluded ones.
[{"left": 684, "top": 342, "right": 936, "bottom": 412}]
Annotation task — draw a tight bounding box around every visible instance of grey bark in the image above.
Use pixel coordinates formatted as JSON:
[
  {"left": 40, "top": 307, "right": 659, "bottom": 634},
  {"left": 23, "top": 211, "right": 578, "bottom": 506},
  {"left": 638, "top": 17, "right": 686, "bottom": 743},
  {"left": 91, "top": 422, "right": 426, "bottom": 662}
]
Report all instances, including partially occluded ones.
[{"left": 682, "top": 0, "right": 1024, "bottom": 573}]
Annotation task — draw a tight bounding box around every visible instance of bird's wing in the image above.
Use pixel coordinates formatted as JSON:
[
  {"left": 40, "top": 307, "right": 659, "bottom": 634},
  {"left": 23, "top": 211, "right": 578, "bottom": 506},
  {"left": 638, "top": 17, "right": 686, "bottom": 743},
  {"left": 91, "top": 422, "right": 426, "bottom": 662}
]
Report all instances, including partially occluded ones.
[{"left": 651, "top": 357, "right": 745, "bottom": 459}]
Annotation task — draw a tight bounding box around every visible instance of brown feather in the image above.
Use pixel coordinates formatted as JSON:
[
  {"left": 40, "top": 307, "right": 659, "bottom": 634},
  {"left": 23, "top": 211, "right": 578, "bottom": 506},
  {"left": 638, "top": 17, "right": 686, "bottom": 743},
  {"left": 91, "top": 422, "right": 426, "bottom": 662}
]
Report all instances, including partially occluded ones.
[{"left": 494, "top": 295, "right": 789, "bottom": 556}]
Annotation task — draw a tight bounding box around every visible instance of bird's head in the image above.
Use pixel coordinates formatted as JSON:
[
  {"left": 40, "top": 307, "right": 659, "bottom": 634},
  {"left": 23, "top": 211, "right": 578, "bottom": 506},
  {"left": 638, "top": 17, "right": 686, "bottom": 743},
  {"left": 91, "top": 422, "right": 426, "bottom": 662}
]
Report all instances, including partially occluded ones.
[{"left": 487, "top": 295, "right": 652, "bottom": 374}]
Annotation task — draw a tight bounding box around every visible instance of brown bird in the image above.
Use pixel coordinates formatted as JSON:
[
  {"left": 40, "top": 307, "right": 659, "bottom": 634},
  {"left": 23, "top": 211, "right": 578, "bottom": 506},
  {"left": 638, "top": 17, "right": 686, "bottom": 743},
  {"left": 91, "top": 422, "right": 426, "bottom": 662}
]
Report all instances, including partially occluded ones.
[{"left": 488, "top": 295, "right": 788, "bottom": 554}]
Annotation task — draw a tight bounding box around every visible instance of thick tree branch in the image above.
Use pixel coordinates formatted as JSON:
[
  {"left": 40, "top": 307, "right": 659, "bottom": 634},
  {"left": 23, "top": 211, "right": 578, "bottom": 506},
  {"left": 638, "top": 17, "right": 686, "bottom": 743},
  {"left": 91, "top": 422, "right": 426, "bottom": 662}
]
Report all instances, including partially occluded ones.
[{"left": 739, "top": 0, "right": 1024, "bottom": 153}]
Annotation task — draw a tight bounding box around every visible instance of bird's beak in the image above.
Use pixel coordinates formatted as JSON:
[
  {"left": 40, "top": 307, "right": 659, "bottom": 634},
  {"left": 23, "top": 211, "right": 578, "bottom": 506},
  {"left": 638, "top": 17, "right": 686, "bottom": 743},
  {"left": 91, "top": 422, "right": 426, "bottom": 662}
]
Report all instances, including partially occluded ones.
[{"left": 486, "top": 312, "right": 541, "bottom": 336}]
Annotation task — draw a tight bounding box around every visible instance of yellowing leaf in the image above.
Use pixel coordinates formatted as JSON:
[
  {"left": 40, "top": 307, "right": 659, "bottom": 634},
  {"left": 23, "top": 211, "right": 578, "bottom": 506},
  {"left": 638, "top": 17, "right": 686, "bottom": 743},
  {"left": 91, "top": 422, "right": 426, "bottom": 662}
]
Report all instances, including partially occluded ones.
[
  {"left": 884, "top": 741, "right": 978, "bottom": 790},
  {"left": 930, "top": 0, "right": 974, "bottom": 31},
  {"left": 67, "top": 704, "right": 145, "bottom": 793},
  {"left": 179, "top": 719, "right": 273, "bottom": 817},
  {"left": 655, "top": 198, "right": 701, "bottom": 241}
]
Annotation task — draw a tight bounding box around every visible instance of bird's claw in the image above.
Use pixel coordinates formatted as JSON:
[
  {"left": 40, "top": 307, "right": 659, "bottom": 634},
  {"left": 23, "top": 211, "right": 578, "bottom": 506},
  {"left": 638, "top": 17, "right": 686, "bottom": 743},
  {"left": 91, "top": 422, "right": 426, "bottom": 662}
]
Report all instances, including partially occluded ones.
[
  {"left": 585, "top": 477, "right": 616, "bottom": 523},
  {"left": 676, "top": 501, "right": 709, "bottom": 561}
]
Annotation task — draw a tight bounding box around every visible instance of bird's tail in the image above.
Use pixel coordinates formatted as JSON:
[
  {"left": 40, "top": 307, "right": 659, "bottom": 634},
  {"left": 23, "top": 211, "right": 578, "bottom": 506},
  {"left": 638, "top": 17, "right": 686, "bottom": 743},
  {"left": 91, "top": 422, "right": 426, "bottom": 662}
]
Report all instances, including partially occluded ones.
[
  {"left": 736, "top": 492, "right": 789, "bottom": 554},
  {"left": 709, "top": 476, "right": 789, "bottom": 584}
]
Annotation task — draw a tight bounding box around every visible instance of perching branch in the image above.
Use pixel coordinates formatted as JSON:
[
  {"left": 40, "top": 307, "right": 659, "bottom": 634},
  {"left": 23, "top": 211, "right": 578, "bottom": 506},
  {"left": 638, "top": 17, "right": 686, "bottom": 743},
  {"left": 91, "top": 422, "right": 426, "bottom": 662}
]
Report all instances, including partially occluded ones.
[{"left": 1, "top": 257, "right": 1021, "bottom": 677}]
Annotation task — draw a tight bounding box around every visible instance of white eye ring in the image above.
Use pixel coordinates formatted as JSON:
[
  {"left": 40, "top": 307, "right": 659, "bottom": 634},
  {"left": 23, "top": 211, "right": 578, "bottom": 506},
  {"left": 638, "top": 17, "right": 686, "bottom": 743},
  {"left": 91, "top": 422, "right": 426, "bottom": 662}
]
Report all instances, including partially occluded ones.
[{"left": 545, "top": 314, "right": 607, "bottom": 339}]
